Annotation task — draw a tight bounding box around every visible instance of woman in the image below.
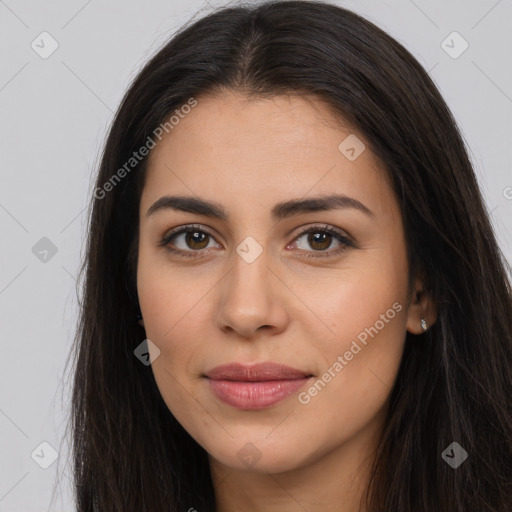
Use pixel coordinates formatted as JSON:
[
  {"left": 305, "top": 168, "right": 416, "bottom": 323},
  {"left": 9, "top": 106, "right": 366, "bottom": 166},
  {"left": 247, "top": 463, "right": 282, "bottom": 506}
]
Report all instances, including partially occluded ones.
[{"left": 70, "top": 1, "right": 512, "bottom": 510}]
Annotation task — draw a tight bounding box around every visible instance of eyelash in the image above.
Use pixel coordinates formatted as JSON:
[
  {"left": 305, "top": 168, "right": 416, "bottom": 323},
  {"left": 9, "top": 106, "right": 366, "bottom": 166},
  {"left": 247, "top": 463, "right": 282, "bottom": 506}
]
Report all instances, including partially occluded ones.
[{"left": 158, "top": 223, "right": 356, "bottom": 260}]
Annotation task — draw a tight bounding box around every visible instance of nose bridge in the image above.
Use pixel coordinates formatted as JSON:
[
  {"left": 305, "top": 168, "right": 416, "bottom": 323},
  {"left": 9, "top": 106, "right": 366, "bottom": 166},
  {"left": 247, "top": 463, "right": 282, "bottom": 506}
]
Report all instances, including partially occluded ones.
[
  {"left": 215, "top": 232, "right": 288, "bottom": 336},
  {"left": 229, "top": 234, "right": 271, "bottom": 301}
]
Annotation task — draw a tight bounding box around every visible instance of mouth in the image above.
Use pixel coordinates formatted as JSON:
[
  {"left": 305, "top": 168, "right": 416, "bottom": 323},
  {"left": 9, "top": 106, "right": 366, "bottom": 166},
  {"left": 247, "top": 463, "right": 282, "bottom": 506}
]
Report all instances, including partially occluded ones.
[{"left": 203, "top": 362, "right": 314, "bottom": 410}]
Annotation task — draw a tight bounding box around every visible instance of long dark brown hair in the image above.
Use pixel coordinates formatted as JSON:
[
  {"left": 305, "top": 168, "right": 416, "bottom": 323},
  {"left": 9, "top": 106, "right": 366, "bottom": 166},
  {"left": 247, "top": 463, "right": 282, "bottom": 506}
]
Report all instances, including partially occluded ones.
[{"left": 68, "top": 1, "right": 512, "bottom": 510}]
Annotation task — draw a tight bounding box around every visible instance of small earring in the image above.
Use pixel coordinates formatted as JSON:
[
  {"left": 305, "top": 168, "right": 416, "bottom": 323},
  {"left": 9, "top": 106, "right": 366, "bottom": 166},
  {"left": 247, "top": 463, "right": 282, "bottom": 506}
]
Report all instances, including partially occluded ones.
[{"left": 421, "top": 317, "right": 428, "bottom": 332}]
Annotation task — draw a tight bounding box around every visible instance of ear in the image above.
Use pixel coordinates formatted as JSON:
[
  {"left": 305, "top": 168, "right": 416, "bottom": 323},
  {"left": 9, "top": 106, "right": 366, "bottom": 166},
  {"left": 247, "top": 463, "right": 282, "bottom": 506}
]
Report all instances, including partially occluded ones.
[
  {"left": 406, "top": 276, "right": 438, "bottom": 335},
  {"left": 136, "top": 302, "right": 145, "bottom": 328}
]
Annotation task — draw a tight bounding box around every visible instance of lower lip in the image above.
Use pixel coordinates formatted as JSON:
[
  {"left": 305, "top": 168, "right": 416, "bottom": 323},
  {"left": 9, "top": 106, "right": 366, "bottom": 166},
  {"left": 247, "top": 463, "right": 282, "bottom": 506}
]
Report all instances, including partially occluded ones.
[{"left": 206, "top": 378, "right": 311, "bottom": 410}]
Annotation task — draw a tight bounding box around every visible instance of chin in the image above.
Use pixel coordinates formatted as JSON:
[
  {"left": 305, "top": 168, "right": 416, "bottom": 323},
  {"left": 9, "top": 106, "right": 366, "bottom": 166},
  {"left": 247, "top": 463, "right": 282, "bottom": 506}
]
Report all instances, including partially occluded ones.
[{"left": 205, "top": 435, "right": 313, "bottom": 474}]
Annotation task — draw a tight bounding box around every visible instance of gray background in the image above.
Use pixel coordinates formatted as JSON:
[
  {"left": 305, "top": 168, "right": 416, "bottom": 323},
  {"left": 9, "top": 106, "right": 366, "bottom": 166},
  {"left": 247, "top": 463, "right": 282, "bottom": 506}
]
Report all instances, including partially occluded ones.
[{"left": 0, "top": 0, "right": 511, "bottom": 510}]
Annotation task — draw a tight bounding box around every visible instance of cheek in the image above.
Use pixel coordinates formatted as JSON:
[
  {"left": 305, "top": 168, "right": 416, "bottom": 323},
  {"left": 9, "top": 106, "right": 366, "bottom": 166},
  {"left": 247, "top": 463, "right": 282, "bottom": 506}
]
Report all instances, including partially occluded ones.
[
  {"left": 295, "top": 254, "right": 409, "bottom": 404},
  {"left": 136, "top": 251, "right": 217, "bottom": 382},
  {"left": 297, "top": 255, "right": 407, "bottom": 343},
  {"left": 138, "top": 277, "right": 208, "bottom": 379},
  {"left": 136, "top": 244, "right": 213, "bottom": 340},
  {"left": 139, "top": 278, "right": 208, "bottom": 426}
]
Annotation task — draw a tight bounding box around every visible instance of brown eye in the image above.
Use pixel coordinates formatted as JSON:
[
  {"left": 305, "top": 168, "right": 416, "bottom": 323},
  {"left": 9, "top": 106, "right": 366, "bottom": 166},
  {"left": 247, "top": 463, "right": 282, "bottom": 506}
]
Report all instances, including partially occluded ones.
[
  {"left": 293, "top": 228, "right": 343, "bottom": 252},
  {"left": 160, "top": 225, "right": 220, "bottom": 256},
  {"left": 183, "top": 230, "right": 210, "bottom": 250},
  {"left": 290, "top": 224, "right": 355, "bottom": 259},
  {"left": 307, "top": 231, "right": 334, "bottom": 251},
  {"left": 168, "top": 229, "right": 216, "bottom": 251},
  {"left": 160, "top": 223, "right": 355, "bottom": 260}
]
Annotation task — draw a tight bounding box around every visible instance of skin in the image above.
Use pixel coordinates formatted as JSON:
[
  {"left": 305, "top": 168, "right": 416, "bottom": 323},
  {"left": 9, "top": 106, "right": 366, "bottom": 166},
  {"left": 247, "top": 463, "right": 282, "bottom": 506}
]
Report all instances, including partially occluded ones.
[{"left": 136, "top": 90, "right": 437, "bottom": 512}]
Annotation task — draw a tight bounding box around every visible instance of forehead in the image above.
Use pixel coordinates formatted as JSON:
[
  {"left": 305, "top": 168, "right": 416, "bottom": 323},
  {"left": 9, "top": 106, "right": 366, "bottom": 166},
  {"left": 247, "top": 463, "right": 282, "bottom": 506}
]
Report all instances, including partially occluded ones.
[
  {"left": 148, "top": 91, "right": 353, "bottom": 160},
  {"left": 140, "top": 91, "right": 396, "bottom": 221}
]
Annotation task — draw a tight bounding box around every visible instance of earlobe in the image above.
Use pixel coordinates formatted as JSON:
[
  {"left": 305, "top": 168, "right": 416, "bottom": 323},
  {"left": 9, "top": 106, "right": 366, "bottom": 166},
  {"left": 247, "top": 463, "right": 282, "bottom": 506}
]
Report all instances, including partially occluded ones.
[
  {"left": 136, "top": 307, "right": 145, "bottom": 328},
  {"left": 406, "top": 277, "right": 436, "bottom": 335}
]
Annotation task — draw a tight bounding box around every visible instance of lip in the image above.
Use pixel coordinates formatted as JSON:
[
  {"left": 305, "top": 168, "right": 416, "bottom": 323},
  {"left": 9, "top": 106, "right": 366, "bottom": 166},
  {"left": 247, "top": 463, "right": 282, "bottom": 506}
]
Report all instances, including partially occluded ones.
[{"left": 204, "top": 362, "right": 313, "bottom": 410}]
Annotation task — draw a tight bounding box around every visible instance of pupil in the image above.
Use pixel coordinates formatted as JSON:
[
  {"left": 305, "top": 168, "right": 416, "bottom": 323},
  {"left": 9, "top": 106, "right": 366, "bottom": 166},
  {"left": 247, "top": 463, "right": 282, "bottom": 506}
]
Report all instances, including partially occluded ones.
[
  {"left": 310, "top": 232, "right": 331, "bottom": 250},
  {"left": 187, "top": 231, "right": 208, "bottom": 249}
]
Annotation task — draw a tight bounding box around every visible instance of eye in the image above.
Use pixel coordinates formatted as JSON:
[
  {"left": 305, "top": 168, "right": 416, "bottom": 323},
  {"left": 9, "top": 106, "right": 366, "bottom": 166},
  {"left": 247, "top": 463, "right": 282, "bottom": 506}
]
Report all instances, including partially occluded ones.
[
  {"left": 288, "top": 224, "right": 355, "bottom": 259},
  {"left": 158, "top": 223, "right": 355, "bottom": 259},
  {"left": 159, "top": 224, "right": 220, "bottom": 258}
]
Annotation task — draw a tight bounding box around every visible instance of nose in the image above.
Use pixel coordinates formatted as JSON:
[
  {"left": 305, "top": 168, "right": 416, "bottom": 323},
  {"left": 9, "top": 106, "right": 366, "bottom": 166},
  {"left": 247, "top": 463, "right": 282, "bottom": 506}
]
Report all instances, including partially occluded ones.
[{"left": 214, "top": 247, "right": 289, "bottom": 340}]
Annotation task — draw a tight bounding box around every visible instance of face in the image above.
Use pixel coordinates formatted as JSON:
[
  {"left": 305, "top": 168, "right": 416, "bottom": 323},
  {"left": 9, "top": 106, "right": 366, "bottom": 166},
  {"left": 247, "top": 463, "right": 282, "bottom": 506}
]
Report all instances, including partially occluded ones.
[{"left": 137, "top": 91, "right": 420, "bottom": 474}]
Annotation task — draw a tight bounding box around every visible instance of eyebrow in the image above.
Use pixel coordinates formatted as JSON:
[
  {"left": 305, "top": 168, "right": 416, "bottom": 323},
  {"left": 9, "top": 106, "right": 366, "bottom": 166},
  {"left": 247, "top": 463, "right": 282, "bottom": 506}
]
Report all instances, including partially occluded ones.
[{"left": 146, "top": 193, "right": 374, "bottom": 221}]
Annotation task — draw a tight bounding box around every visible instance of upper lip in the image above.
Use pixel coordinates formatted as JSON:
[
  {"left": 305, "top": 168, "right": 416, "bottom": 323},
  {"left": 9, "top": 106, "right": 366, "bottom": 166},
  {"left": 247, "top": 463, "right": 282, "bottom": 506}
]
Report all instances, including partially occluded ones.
[{"left": 204, "top": 362, "right": 312, "bottom": 381}]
